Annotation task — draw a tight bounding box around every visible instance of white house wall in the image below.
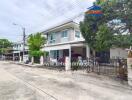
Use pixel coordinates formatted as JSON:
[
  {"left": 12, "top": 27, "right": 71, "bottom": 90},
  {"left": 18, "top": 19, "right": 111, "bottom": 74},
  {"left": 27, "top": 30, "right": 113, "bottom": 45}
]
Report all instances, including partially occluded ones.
[
  {"left": 42, "top": 44, "right": 71, "bottom": 51},
  {"left": 69, "top": 28, "right": 76, "bottom": 41},
  {"left": 110, "top": 48, "right": 128, "bottom": 59},
  {"left": 13, "top": 43, "right": 28, "bottom": 54}
]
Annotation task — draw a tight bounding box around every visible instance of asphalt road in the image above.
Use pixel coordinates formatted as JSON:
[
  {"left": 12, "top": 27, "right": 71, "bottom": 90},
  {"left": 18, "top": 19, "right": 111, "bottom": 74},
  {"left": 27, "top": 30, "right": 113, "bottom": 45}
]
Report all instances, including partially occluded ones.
[{"left": 0, "top": 61, "right": 132, "bottom": 100}]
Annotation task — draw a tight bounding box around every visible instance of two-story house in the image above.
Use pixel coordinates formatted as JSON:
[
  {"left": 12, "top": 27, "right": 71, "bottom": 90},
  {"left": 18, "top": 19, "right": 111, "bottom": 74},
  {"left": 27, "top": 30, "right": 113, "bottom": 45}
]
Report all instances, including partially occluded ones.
[
  {"left": 41, "top": 20, "right": 91, "bottom": 63},
  {"left": 13, "top": 42, "right": 29, "bottom": 61}
]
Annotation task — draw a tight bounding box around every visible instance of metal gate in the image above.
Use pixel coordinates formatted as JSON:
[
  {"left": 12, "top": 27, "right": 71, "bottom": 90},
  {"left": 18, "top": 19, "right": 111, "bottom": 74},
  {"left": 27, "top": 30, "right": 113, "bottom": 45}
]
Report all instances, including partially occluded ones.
[{"left": 71, "top": 58, "right": 127, "bottom": 81}]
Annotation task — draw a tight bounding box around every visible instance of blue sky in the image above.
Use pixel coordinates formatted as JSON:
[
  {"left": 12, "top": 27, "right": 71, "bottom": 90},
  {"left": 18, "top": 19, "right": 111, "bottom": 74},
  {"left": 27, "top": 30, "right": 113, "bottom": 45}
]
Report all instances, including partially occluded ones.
[{"left": 0, "top": 0, "right": 95, "bottom": 42}]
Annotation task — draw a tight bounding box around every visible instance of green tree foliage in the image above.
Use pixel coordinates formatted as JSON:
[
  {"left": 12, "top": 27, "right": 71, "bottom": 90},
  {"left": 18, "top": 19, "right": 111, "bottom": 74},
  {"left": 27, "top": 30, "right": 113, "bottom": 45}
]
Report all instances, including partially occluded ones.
[
  {"left": 0, "top": 39, "right": 12, "bottom": 54},
  {"left": 80, "top": 16, "right": 98, "bottom": 51},
  {"left": 96, "top": 0, "right": 132, "bottom": 34},
  {"left": 80, "top": 18, "right": 113, "bottom": 52},
  {"left": 97, "top": 0, "right": 132, "bottom": 47},
  {"left": 80, "top": 0, "right": 132, "bottom": 53},
  {"left": 28, "top": 33, "right": 46, "bottom": 57},
  {"left": 113, "top": 34, "right": 132, "bottom": 48},
  {"left": 95, "top": 24, "right": 113, "bottom": 51}
]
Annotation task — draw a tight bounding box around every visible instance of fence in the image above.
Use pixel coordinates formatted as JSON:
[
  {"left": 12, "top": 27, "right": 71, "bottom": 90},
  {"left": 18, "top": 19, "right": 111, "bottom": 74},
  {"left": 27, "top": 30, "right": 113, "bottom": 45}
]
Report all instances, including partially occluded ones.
[
  {"left": 71, "top": 58, "right": 127, "bottom": 81},
  {"left": 43, "top": 58, "right": 65, "bottom": 71},
  {"left": 42, "top": 57, "right": 127, "bottom": 80}
]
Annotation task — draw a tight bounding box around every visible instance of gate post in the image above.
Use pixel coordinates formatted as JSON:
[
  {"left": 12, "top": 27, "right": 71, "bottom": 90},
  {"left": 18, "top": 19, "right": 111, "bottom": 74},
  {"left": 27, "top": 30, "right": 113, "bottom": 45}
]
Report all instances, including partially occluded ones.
[
  {"left": 19, "top": 56, "right": 22, "bottom": 63},
  {"left": 40, "top": 56, "right": 44, "bottom": 65},
  {"left": 65, "top": 57, "right": 71, "bottom": 71},
  {"left": 127, "top": 47, "right": 132, "bottom": 86},
  {"left": 13, "top": 53, "right": 15, "bottom": 61},
  {"left": 31, "top": 56, "right": 34, "bottom": 65}
]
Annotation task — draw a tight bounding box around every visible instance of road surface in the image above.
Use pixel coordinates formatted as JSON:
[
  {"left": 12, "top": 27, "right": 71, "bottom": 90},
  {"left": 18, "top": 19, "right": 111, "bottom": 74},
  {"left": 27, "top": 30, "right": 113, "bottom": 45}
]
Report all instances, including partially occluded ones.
[{"left": 0, "top": 61, "right": 132, "bottom": 100}]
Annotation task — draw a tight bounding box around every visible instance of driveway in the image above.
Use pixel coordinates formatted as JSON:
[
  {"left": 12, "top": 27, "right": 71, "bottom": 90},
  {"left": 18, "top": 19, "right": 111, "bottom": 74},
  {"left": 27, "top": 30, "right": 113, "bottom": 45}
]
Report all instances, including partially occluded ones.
[{"left": 0, "top": 61, "right": 132, "bottom": 100}]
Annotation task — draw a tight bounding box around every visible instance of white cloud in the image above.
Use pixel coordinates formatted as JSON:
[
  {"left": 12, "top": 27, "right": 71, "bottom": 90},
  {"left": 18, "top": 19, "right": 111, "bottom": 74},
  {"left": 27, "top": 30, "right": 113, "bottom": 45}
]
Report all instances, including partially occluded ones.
[{"left": 0, "top": 0, "right": 95, "bottom": 42}]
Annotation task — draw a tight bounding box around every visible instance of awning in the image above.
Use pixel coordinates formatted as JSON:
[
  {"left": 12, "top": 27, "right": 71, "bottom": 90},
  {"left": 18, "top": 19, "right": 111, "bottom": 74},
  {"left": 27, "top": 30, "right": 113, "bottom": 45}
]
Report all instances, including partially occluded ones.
[
  {"left": 41, "top": 42, "right": 85, "bottom": 51},
  {"left": 42, "top": 44, "right": 71, "bottom": 51}
]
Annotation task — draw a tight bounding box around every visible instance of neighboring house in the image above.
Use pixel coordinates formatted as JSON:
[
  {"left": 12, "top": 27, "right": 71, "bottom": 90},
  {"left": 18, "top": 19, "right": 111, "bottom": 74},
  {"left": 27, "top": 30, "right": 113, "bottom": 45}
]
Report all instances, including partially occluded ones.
[
  {"left": 1, "top": 47, "right": 13, "bottom": 61},
  {"left": 13, "top": 42, "right": 28, "bottom": 61},
  {"left": 41, "top": 14, "right": 128, "bottom": 63}
]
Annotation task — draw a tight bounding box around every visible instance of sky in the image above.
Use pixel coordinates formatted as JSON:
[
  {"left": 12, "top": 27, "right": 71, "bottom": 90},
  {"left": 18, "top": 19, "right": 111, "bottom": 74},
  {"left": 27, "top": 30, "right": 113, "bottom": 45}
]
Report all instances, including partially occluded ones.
[{"left": 0, "top": 0, "right": 95, "bottom": 42}]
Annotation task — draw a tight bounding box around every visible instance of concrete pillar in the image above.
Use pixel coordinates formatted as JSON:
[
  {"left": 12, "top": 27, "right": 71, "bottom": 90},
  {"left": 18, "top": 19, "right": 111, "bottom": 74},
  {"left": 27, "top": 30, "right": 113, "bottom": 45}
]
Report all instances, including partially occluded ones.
[
  {"left": 127, "top": 57, "right": 132, "bottom": 86},
  {"left": 19, "top": 52, "right": 20, "bottom": 61},
  {"left": 13, "top": 53, "right": 15, "bottom": 61},
  {"left": 69, "top": 46, "right": 71, "bottom": 63},
  {"left": 127, "top": 50, "right": 132, "bottom": 86},
  {"left": 65, "top": 47, "right": 71, "bottom": 71},
  {"left": 65, "top": 57, "right": 71, "bottom": 71},
  {"left": 19, "top": 56, "right": 22, "bottom": 63},
  {"left": 40, "top": 56, "right": 44, "bottom": 65},
  {"left": 31, "top": 57, "right": 34, "bottom": 65},
  {"left": 86, "top": 45, "right": 90, "bottom": 58},
  {"left": 49, "top": 51, "right": 51, "bottom": 58}
]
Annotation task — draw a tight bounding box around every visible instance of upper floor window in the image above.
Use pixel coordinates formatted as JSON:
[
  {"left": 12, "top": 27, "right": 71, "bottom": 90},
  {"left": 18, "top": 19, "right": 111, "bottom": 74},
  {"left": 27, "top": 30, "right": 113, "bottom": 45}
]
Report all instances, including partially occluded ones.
[
  {"left": 49, "top": 33, "right": 56, "bottom": 44},
  {"left": 75, "top": 31, "right": 80, "bottom": 38},
  {"left": 61, "top": 30, "right": 68, "bottom": 38},
  {"left": 16, "top": 44, "right": 18, "bottom": 48}
]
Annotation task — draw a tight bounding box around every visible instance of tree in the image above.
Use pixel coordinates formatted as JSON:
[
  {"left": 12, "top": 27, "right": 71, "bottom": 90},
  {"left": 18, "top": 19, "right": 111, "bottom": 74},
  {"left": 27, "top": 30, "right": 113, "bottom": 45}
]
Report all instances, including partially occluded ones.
[
  {"left": 0, "top": 39, "right": 12, "bottom": 54},
  {"left": 80, "top": 0, "right": 132, "bottom": 55},
  {"left": 80, "top": 13, "right": 112, "bottom": 56},
  {"left": 97, "top": 0, "right": 132, "bottom": 47},
  {"left": 28, "top": 33, "right": 46, "bottom": 58},
  {"left": 96, "top": 0, "right": 132, "bottom": 34},
  {"left": 95, "top": 24, "right": 113, "bottom": 51}
]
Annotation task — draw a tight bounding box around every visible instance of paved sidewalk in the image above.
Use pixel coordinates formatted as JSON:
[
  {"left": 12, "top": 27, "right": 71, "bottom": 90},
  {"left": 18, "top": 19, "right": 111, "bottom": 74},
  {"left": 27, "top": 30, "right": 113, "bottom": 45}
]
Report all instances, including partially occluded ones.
[
  {"left": 10, "top": 61, "right": 43, "bottom": 67},
  {"left": 0, "top": 61, "right": 132, "bottom": 100}
]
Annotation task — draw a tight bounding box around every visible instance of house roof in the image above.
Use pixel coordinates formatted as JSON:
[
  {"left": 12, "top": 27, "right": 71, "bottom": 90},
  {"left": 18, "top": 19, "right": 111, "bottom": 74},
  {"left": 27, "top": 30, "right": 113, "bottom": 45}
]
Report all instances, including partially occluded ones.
[
  {"left": 42, "top": 13, "right": 84, "bottom": 34},
  {"left": 42, "top": 21, "right": 78, "bottom": 34}
]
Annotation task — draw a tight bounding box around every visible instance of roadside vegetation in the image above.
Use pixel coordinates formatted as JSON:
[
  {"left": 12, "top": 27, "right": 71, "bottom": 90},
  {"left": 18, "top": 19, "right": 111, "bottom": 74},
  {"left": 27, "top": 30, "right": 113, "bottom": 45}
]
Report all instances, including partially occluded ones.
[
  {"left": 80, "top": 0, "right": 132, "bottom": 56},
  {"left": 0, "top": 39, "right": 12, "bottom": 55},
  {"left": 28, "top": 32, "right": 47, "bottom": 63}
]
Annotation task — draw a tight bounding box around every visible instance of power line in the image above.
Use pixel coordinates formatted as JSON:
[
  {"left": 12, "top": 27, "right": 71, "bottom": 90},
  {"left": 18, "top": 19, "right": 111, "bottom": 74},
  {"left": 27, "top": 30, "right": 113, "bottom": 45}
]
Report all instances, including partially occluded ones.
[
  {"left": 37, "top": 0, "right": 87, "bottom": 33},
  {"left": 13, "top": 1, "right": 91, "bottom": 43}
]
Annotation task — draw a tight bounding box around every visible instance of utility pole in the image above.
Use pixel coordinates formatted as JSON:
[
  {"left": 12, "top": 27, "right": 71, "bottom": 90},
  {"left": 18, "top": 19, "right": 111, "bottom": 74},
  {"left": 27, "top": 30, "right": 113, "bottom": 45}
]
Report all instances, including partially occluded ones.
[
  {"left": 2, "top": 41, "right": 4, "bottom": 60},
  {"left": 22, "top": 27, "right": 26, "bottom": 60},
  {"left": 13, "top": 23, "right": 26, "bottom": 62}
]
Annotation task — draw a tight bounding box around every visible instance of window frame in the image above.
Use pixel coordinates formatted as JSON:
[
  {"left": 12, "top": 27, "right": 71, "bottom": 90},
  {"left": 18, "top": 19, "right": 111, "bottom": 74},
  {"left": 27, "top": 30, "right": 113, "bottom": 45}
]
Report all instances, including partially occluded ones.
[
  {"left": 75, "top": 31, "right": 80, "bottom": 38},
  {"left": 49, "top": 33, "right": 56, "bottom": 44},
  {"left": 61, "top": 30, "right": 68, "bottom": 38}
]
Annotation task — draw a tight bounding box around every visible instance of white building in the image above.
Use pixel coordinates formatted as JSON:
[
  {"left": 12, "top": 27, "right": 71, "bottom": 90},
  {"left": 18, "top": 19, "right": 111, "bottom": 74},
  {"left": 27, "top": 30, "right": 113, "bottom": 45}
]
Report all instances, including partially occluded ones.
[
  {"left": 41, "top": 18, "right": 91, "bottom": 63},
  {"left": 13, "top": 42, "right": 29, "bottom": 61}
]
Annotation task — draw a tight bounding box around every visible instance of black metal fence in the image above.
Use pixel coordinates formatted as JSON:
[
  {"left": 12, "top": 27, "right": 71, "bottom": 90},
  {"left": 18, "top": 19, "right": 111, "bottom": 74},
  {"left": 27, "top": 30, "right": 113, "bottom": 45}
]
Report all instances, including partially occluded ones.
[
  {"left": 43, "top": 59, "right": 65, "bottom": 71},
  {"left": 71, "top": 58, "right": 127, "bottom": 81},
  {"left": 42, "top": 57, "right": 127, "bottom": 80}
]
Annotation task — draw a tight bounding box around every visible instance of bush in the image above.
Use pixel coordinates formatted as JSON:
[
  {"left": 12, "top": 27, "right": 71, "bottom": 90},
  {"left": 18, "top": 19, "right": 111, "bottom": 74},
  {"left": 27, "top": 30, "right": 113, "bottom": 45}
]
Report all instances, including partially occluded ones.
[
  {"left": 71, "top": 62, "right": 79, "bottom": 71},
  {"left": 29, "top": 50, "right": 44, "bottom": 57}
]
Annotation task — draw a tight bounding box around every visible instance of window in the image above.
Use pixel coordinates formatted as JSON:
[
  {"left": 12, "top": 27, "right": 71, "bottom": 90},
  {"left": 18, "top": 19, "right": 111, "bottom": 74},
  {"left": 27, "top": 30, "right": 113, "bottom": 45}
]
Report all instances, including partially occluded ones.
[
  {"left": 16, "top": 45, "right": 18, "bottom": 49},
  {"left": 50, "top": 34, "right": 53, "bottom": 40},
  {"left": 49, "top": 33, "right": 56, "bottom": 44},
  {"left": 75, "top": 31, "right": 80, "bottom": 38},
  {"left": 50, "top": 50, "right": 58, "bottom": 59},
  {"left": 61, "top": 30, "right": 68, "bottom": 38}
]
